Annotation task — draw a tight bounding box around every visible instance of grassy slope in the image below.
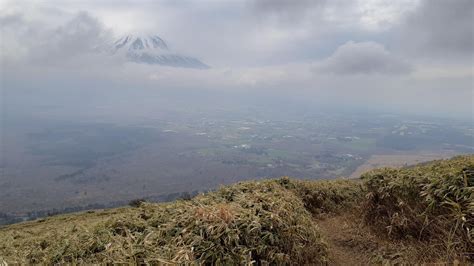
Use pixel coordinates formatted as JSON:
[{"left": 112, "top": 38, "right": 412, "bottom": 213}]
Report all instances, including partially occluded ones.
[
  {"left": 0, "top": 155, "right": 472, "bottom": 264},
  {"left": 362, "top": 155, "right": 473, "bottom": 261}
]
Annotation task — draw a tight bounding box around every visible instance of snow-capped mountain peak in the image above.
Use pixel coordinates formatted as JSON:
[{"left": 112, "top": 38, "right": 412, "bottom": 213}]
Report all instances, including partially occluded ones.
[
  {"left": 110, "top": 34, "right": 209, "bottom": 69},
  {"left": 113, "top": 35, "right": 169, "bottom": 52}
]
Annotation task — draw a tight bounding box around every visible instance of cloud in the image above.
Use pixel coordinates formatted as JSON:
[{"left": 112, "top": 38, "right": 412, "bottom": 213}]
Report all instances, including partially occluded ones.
[
  {"left": 0, "top": 12, "right": 23, "bottom": 26},
  {"left": 1, "top": 10, "right": 113, "bottom": 67},
  {"left": 316, "top": 41, "right": 412, "bottom": 75},
  {"left": 398, "top": 0, "right": 474, "bottom": 60},
  {"left": 30, "top": 12, "right": 112, "bottom": 65},
  {"left": 1, "top": 0, "right": 472, "bottom": 118},
  {"left": 250, "top": 0, "right": 326, "bottom": 22}
]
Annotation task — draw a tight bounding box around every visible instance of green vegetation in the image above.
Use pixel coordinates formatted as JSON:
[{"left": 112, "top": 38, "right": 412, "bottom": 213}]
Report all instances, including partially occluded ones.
[
  {"left": 283, "top": 178, "right": 364, "bottom": 215},
  {"left": 0, "top": 155, "right": 472, "bottom": 264},
  {"left": 344, "top": 137, "right": 376, "bottom": 151},
  {"left": 362, "top": 155, "right": 473, "bottom": 260},
  {"left": 0, "top": 179, "right": 337, "bottom": 264}
]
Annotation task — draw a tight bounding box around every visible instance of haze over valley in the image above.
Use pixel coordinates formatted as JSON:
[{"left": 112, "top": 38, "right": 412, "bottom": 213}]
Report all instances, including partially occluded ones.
[{"left": 1, "top": 98, "right": 471, "bottom": 224}]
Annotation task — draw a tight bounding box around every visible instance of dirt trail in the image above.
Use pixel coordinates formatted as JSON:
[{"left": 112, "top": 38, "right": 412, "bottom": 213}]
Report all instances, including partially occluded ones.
[{"left": 317, "top": 215, "right": 377, "bottom": 265}]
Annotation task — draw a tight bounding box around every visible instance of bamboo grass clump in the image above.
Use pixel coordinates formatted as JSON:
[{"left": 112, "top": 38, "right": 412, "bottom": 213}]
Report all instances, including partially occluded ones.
[
  {"left": 1, "top": 179, "right": 330, "bottom": 264},
  {"left": 2, "top": 155, "right": 472, "bottom": 264},
  {"left": 362, "top": 155, "right": 474, "bottom": 260}
]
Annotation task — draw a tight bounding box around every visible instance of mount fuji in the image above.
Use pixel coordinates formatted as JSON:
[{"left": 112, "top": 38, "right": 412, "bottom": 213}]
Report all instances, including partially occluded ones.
[{"left": 110, "top": 34, "right": 209, "bottom": 69}]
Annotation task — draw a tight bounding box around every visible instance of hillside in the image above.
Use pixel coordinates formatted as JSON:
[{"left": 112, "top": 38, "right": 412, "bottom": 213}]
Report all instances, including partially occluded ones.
[{"left": 0, "top": 155, "right": 472, "bottom": 264}]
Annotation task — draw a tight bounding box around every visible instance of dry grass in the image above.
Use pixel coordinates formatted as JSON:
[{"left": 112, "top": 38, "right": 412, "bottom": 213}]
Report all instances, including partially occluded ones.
[
  {"left": 0, "top": 178, "right": 342, "bottom": 264},
  {"left": 362, "top": 155, "right": 474, "bottom": 261},
  {"left": 283, "top": 178, "right": 364, "bottom": 215},
  {"left": 0, "top": 155, "right": 472, "bottom": 264}
]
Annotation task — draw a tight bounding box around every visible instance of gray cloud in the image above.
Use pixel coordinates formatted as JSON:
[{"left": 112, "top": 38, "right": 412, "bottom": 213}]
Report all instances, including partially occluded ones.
[
  {"left": 30, "top": 12, "right": 112, "bottom": 64},
  {"left": 251, "top": 0, "right": 326, "bottom": 22},
  {"left": 317, "top": 41, "right": 412, "bottom": 75},
  {"left": 0, "top": 12, "right": 24, "bottom": 26},
  {"left": 398, "top": 0, "right": 474, "bottom": 60},
  {"left": 1, "top": 0, "right": 472, "bottom": 118},
  {"left": 1, "top": 10, "right": 113, "bottom": 66}
]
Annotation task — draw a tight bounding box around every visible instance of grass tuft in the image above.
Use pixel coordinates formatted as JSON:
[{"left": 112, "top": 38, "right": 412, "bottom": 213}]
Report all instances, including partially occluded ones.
[
  {"left": 362, "top": 155, "right": 473, "bottom": 261},
  {"left": 0, "top": 179, "right": 338, "bottom": 264}
]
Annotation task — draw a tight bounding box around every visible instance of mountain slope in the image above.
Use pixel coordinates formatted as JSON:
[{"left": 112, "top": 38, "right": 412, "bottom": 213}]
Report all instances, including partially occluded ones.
[
  {"left": 0, "top": 155, "right": 472, "bottom": 264},
  {"left": 110, "top": 34, "right": 209, "bottom": 69}
]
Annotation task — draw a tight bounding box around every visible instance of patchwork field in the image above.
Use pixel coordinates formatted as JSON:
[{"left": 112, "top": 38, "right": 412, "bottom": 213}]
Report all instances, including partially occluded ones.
[{"left": 349, "top": 151, "right": 460, "bottom": 178}]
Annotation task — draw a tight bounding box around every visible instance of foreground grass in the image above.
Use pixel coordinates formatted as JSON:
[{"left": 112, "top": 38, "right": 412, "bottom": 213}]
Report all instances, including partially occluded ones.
[
  {"left": 362, "top": 155, "right": 474, "bottom": 261},
  {"left": 0, "top": 155, "right": 472, "bottom": 264},
  {"left": 0, "top": 178, "right": 361, "bottom": 264}
]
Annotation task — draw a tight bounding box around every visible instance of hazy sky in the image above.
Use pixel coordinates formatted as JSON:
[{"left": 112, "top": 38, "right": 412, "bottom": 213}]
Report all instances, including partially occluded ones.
[{"left": 1, "top": 0, "right": 473, "bottom": 119}]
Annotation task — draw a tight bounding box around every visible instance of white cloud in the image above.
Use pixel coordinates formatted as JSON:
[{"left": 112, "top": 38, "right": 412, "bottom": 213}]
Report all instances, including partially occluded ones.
[{"left": 316, "top": 41, "right": 412, "bottom": 75}]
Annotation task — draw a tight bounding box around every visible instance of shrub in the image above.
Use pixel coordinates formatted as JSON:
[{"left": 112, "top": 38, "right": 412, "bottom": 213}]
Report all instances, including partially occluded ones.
[
  {"left": 286, "top": 177, "right": 364, "bottom": 215},
  {"left": 362, "top": 155, "right": 474, "bottom": 260},
  {"left": 0, "top": 179, "right": 329, "bottom": 264},
  {"left": 178, "top": 191, "right": 192, "bottom": 201},
  {"left": 128, "top": 198, "right": 146, "bottom": 207}
]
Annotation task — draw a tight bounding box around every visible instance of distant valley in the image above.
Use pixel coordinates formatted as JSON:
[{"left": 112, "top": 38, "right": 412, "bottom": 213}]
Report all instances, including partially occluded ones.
[{"left": 1, "top": 105, "right": 472, "bottom": 225}]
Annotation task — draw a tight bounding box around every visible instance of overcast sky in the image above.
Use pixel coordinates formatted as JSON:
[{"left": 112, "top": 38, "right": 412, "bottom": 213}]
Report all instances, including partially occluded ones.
[{"left": 1, "top": 0, "right": 473, "bottom": 119}]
